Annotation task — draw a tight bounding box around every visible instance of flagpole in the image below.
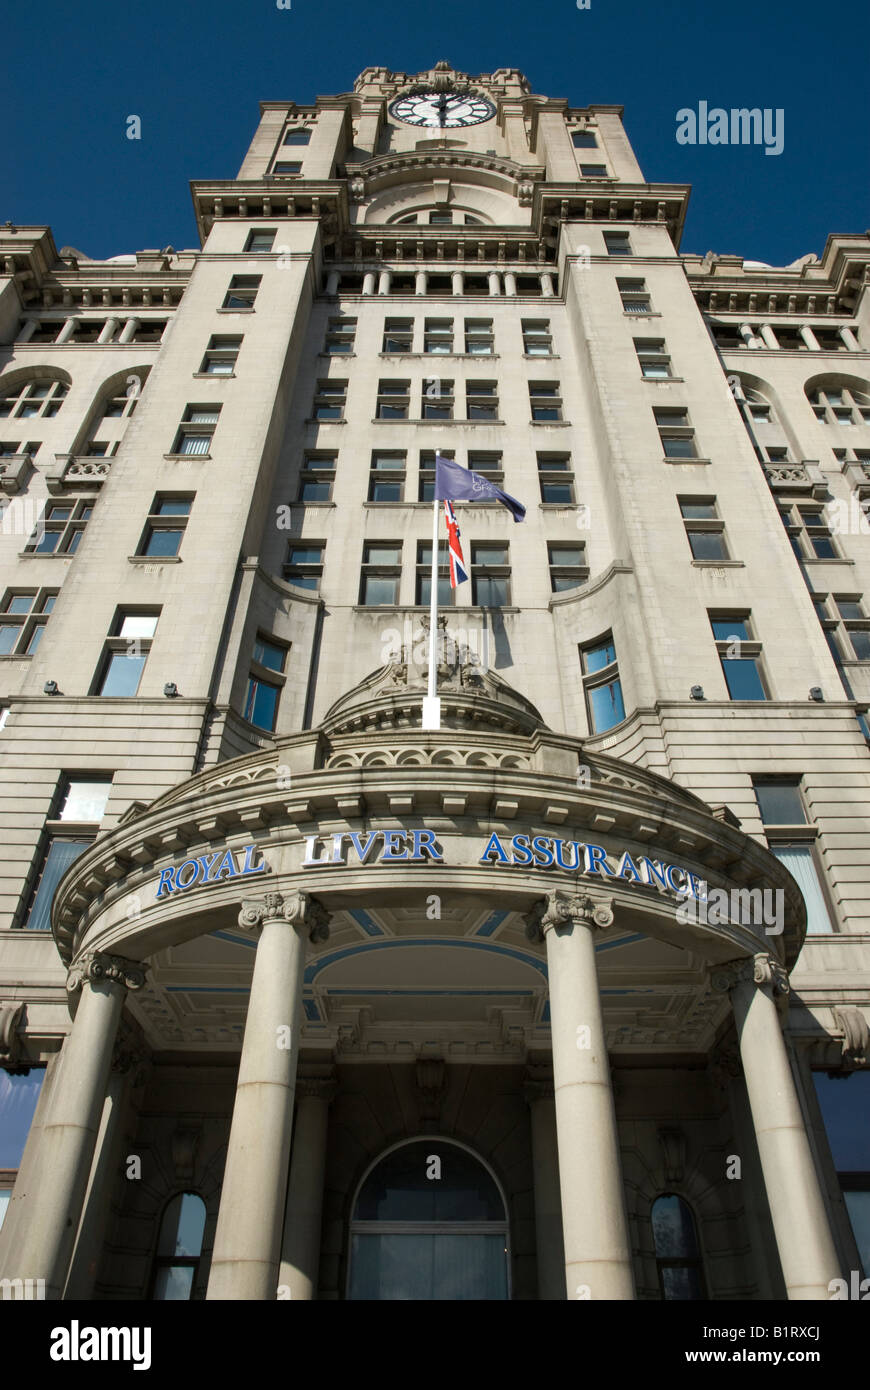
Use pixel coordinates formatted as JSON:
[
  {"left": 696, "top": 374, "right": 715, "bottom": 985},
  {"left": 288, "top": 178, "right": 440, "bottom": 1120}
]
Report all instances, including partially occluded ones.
[{"left": 422, "top": 486, "right": 441, "bottom": 730}]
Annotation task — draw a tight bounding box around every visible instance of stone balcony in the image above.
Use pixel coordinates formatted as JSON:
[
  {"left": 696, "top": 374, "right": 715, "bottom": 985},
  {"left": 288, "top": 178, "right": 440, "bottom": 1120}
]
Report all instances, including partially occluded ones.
[
  {"left": 45, "top": 454, "right": 113, "bottom": 493},
  {"left": 0, "top": 453, "right": 33, "bottom": 494},
  {"left": 762, "top": 458, "right": 827, "bottom": 498}
]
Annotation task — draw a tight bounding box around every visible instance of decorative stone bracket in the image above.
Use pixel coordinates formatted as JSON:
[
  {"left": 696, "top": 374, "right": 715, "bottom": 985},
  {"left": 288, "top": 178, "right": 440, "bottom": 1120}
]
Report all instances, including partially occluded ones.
[
  {"left": 0, "top": 1002, "right": 26, "bottom": 1063},
  {"left": 832, "top": 1006, "right": 869, "bottom": 1067}
]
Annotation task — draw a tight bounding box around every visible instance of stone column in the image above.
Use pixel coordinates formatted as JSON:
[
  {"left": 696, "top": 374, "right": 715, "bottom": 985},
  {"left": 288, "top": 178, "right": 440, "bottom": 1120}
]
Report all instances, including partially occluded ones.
[
  {"left": 16, "top": 319, "right": 38, "bottom": 343},
  {"left": 55, "top": 317, "right": 78, "bottom": 344},
  {"left": 451, "top": 271, "right": 464, "bottom": 296},
  {"left": 800, "top": 324, "right": 821, "bottom": 350},
  {"left": 738, "top": 322, "right": 759, "bottom": 348},
  {"left": 117, "top": 318, "right": 139, "bottom": 344},
  {"left": 525, "top": 891, "right": 635, "bottom": 1299},
  {"left": 488, "top": 271, "right": 502, "bottom": 297},
  {"left": 503, "top": 271, "right": 517, "bottom": 297},
  {"left": 524, "top": 1067, "right": 566, "bottom": 1300},
  {"left": 712, "top": 954, "right": 842, "bottom": 1299},
  {"left": 540, "top": 273, "right": 555, "bottom": 297},
  {"left": 377, "top": 270, "right": 391, "bottom": 295},
  {"left": 362, "top": 272, "right": 377, "bottom": 295},
  {"left": 278, "top": 1070, "right": 336, "bottom": 1300},
  {"left": 759, "top": 323, "right": 780, "bottom": 350},
  {"left": 206, "top": 891, "right": 330, "bottom": 1301},
  {"left": 840, "top": 326, "right": 860, "bottom": 351},
  {"left": 415, "top": 270, "right": 427, "bottom": 296},
  {"left": 97, "top": 317, "right": 121, "bottom": 344},
  {"left": 11, "top": 952, "right": 146, "bottom": 1299},
  {"left": 325, "top": 270, "right": 340, "bottom": 296}
]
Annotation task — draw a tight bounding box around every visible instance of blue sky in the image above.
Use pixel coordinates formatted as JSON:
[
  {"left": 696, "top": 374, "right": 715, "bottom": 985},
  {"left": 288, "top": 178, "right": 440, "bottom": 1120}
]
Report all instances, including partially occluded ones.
[{"left": 4, "top": 0, "right": 867, "bottom": 265}]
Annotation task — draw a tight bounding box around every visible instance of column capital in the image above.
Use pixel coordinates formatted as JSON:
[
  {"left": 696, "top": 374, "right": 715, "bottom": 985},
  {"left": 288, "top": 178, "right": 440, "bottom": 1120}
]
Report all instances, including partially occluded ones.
[
  {"left": 66, "top": 951, "right": 147, "bottom": 995},
  {"left": 710, "top": 952, "right": 790, "bottom": 1005},
  {"left": 524, "top": 890, "right": 614, "bottom": 942},
  {"left": 296, "top": 1067, "right": 337, "bottom": 1104},
  {"left": 238, "top": 891, "right": 331, "bottom": 942}
]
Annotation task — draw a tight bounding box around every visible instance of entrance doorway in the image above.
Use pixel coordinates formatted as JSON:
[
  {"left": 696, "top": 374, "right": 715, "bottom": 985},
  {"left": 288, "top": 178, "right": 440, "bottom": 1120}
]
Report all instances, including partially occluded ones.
[{"left": 347, "top": 1138, "right": 510, "bottom": 1300}]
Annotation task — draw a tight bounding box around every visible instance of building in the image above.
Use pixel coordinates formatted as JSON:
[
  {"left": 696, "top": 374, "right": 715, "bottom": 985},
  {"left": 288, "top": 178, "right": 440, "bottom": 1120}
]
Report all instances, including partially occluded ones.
[{"left": 0, "top": 60, "right": 869, "bottom": 1303}]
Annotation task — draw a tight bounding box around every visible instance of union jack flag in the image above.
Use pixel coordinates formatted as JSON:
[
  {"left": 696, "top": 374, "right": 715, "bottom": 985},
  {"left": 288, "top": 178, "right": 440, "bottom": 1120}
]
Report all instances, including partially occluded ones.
[{"left": 444, "top": 499, "right": 468, "bottom": 588}]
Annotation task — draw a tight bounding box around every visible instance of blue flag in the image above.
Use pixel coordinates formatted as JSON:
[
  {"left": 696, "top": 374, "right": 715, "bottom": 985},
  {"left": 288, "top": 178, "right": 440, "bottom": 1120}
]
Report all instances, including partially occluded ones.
[{"left": 434, "top": 454, "right": 526, "bottom": 522}]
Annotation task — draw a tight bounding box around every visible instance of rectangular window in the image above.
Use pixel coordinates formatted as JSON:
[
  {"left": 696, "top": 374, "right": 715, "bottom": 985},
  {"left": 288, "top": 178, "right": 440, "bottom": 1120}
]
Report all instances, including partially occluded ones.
[
  {"left": 572, "top": 130, "right": 597, "bottom": 148},
  {"left": 25, "top": 501, "right": 91, "bottom": 556},
  {"left": 537, "top": 453, "right": 575, "bottom": 504},
  {"left": 284, "top": 543, "right": 324, "bottom": 590},
  {"left": 94, "top": 610, "right": 159, "bottom": 697},
  {"left": 222, "top": 275, "right": 261, "bottom": 310},
  {"left": 798, "top": 505, "right": 838, "bottom": 560},
  {"left": 368, "top": 452, "right": 406, "bottom": 502},
  {"left": 424, "top": 319, "right": 454, "bottom": 355},
  {"left": 0, "top": 588, "right": 58, "bottom": 654},
  {"left": 679, "top": 497, "right": 729, "bottom": 561},
  {"left": 172, "top": 405, "right": 220, "bottom": 457},
  {"left": 580, "top": 164, "right": 607, "bottom": 177},
  {"left": 655, "top": 407, "right": 697, "bottom": 460},
  {"left": 376, "top": 380, "right": 410, "bottom": 420},
  {"left": 604, "top": 232, "right": 632, "bottom": 256},
  {"left": 580, "top": 635, "right": 626, "bottom": 733},
  {"left": 812, "top": 1071, "right": 870, "bottom": 1270},
  {"left": 244, "top": 634, "right": 287, "bottom": 732},
  {"left": 244, "top": 229, "right": 276, "bottom": 253},
  {"left": 529, "top": 382, "right": 563, "bottom": 422},
  {"left": 522, "top": 320, "right": 553, "bottom": 356},
  {"left": 360, "top": 542, "right": 402, "bottom": 606},
  {"left": 323, "top": 317, "right": 356, "bottom": 354},
  {"left": 548, "top": 543, "right": 588, "bottom": 592},
  {"left": 297, "top": 452, "right": 336, "bottom": 502},
  {"left": 199, "top": 335, "right": 242, "bottom": 376},
  {"left": 711, "top": 613, "right": 767, "bottom": 700},
  {"left": 618, "top": 277, "right": 652, "bottom": 314},
  {"left": 137, "top": 495, "right": 193, "bottom": 558},
  {"left": 421, "top": 379, "right": 453, "bottom": 420},
  {"left": 471, "top": 543, "right": 510, "bottom": 606},
  {"left": 0, "top": 1071, "right": 45, "bottom": 1219},
  {"left": 753, "top": 777, "right": 834, "bottom": 934},
  {"left": 635, "top": 338, "right": 672, "bottom": 379},
  {"left": 466, "top": 380, "right": 498, "bottom": 421},
  {"left": 834, "top": 596, "right": 870, "bottom": 660},
  {"left": 382, "top": 318, "right": 413, "bottom": 354},
  {"left": 464, "top": 319, "right": 494, "bottom": 355},
  {"left": 418, "top": 449, "right": 454, "bottom": 503},
  {"left": 273, "top": 161, "right": 303, "bottom": 175},
  {"left": 312, "top": 380, "right": 347, "bottom": 421},
  {"left": 416, "top": 541, "right": 452, "bottom": 606},
  {"left": 283, "top": 128, "right": 311, "bottom": 145}
]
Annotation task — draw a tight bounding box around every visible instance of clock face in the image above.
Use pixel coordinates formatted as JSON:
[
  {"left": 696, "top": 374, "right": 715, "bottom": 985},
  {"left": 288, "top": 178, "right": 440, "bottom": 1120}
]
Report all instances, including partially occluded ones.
[{"left": 389, "top": 91, "right": 496, "bottom": 129}]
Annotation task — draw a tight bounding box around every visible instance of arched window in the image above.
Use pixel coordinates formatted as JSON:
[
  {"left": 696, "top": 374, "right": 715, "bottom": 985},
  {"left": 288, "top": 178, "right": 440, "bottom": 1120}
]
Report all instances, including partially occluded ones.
[
  {"left": 0, "top": 379, "right": 68, "bottom": 419},
  {"left": 651, "top": 1193, "right": 705, "bottom": 1299},
  {"left": 348, "top": 1139, "right": 510, "bottom": 1300},
  {"left": 806, "top": 381, "right": 870, "bottom": 427},
  {"left": 151, "top": 1192, "right": 206, "bottom": 1300},
  {"left": 732, "top": 379, "right": 797, "bottom": 464}
]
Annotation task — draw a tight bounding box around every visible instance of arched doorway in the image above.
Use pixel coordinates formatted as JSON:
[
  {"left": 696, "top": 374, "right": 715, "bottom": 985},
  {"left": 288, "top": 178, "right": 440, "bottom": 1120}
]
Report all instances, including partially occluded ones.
[{"left": 347, "top": 1138, "right": 510, "bottom": 1300}]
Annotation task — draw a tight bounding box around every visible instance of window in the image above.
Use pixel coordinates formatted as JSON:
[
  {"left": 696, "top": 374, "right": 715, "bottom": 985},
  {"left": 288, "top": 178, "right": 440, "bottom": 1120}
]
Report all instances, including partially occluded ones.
[
  {"left": 679, "top": 498, "right": 729, "bottom": 561},
  {"left": 376, "top": 380, "right": 411, "bottom": 420},
  {"left": 548, "top": 543, "right": 588, "bottom": 592},
  {"left": 25, "top": 500, "right": 92, "bottom": 555},
  {"left": 23, "top": 774, "right": 113, "bottom": 931},
  {"left": 416, "top": 541, "right": 452, "bottom": 606},
  {"left": 0, "top": 589, "right": 57, "bottom": 655},
  {"left": 199, "top": 335, "right": 242, "bottom": 376},
  {"left": 572, "top": 130, "right": 597, "bottom": 148},
  {"left": 172, "top": 405, "right": 220, "bottom": 457},
  {"left": 360, "top": 543, "right": 402, "bottom": 606},
  {"left": 834, "top": 596, "right": 870, "bottom": 660},
  {"left": 323, "top": 317, "right": 356, "bottom": 354},
  {"left": 421, "top": 379, "right": 453, "bottom": 420},
  {"left": 273, "top": 161, "right": 303, "bottom": 175},
  {"left": 655, "top": 407, "right": 697, "bottom": 460},
  {"left": 369, "top": 452, "right": 406, "bottom": 502},
  {"left": 808, "top": 385, "right": 870, "bottom": 426},
  {"left": 222, "top": 275, "right": 261, "bottom": 310},
  {"left": 383, "top": 319, "right": 413, "bottom": 354},
  {"left": 580, "top": 164, "right": 607, "bottom": 177},
  {"left": 0, "top": 1069, "right": 46, "bottom": 1226},
  {"left": 753, "top": 778, "right": 834, "bottom": 934},
  {"left": 618, "top": 278, "right": 652, "bottom": 314},
  {"left": 0, "top": 380, "right": 68, "bottom": 419},
  {"left": 515, "top": 275, "right": 544, "bottom": 298},
  {"left": 529, "top": 382, "right": 563, "bottom": 422},
  {"left": 424, "top": 319, "right": 453, "bottom": 355},
  {"left": 466, "top": 380, "right": 498, "bottom": 421},
  {"left": 537, "top": 453, "right": 575, "bottom": 504},
  {"left": 471, "top": 543, "right": 510, "bottom": 606},
  {"left": 137, "top": 496, "right": 193, "bottom": 559},
  {"left": 244, "top": 229, "right": 275, "bottom": 253},
  {"left": 283, "top": 128, "right": 311, "bottom": 145},
  {"left": 283, "top": 543, "right": 324, "bottom": 590},
  {"left": 522, "top": 320, "right": 553, "bottom": 356},
  {"left": 418, "top": 449, "right": 454, "bottom": 503},
  {"left": 635, "top": 338, "right": 672, "bottom": 379},
  {"left": 95, "top": 611, "right": 159, "bottom": 697},
  {"left": 604, "top": 232, "right": 631, "bottom": 256},
  {"left": 243, "top": 635, "right": 287, "bottom": 731},
  {"left": 710, "top": 614, "right": 767, "bottom": 700},
  {"left": 312, "top": 380, "right": 347, "bottom": 421},
  {"left": 651, "top": 1195, "right": 705, "bottom": 1300},
  {"left": 152, "top": 1193, "right": 207, "bottom": 1301},
  {"left": 429, "top": 211, "right": 453, "bottom": 224},
  {"left": 465, "top": 319, "right": 494, "bottom": 355},
  {"left": 99, "top": 390, "right": 139, "bottom": 421},
  {"left": 778, "top": 502, "right": 838, "bottom": 560},
  {"left": 580, "top": 635, "right": 626, "bottom": 733},
  {"left": 812, "top": 1072, "right": 870, "bottom": 1274},
  {"left": 297, "top": 452, "right": 336, "bottom": 502}
]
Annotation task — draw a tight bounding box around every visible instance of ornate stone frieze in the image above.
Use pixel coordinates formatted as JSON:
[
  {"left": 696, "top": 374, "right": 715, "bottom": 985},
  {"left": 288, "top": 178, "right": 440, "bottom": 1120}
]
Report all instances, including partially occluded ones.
[
  {"left": 238, "top": 891, "right": 331, "bottom": 943},
  {"left": 524, "top": 890, "right": 614, "bottom": 942},
  {"left": 66, "top": 952, "right": 147, "bottom": 995}
]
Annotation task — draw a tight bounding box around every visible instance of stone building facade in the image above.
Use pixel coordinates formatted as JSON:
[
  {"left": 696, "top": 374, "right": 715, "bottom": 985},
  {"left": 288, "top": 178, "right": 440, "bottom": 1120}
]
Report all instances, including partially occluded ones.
[{"left": 0, "top": 61, "right": 868, "bottom": 1301}]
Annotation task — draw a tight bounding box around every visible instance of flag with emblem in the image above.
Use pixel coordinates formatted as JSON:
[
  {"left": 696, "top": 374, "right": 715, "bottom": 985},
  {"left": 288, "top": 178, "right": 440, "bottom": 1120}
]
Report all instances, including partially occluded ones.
[{"left": 444, "top": 499, "right": 468, "bottom": 588}]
